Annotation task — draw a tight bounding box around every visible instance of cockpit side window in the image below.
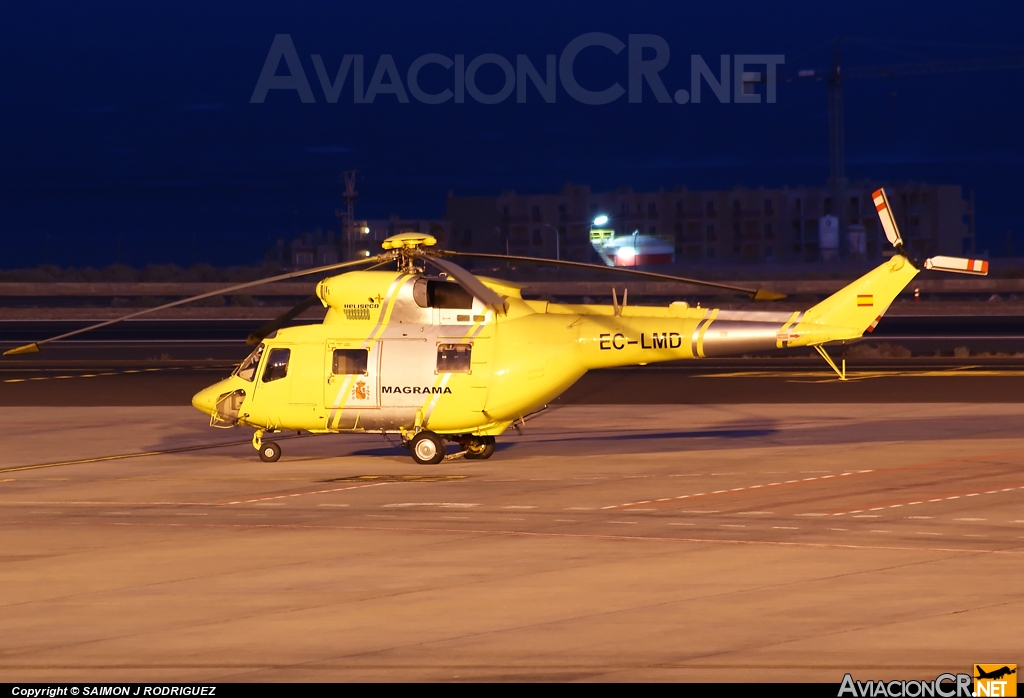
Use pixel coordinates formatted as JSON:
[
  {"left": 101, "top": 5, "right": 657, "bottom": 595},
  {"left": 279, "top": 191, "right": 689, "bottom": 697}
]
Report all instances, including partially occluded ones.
[
  {"left": 413, "top": 279, "right": 474, "bottom": 309},
  {"left": 262, "top": 348, "right": 291, "bottom": 382},
  {"left": 234, "top": 343, "right": 264, "bottom": 382}
]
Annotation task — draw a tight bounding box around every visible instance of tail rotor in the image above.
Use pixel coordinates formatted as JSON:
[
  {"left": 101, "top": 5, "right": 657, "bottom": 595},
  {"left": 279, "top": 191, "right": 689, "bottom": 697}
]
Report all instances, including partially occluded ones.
[{"left": 873, "top": 188, "right": 988, "bottom": 277}]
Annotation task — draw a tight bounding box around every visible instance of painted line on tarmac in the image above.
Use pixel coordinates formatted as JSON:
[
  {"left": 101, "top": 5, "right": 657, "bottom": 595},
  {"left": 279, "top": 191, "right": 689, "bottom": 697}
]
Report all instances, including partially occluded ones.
[
  {"left": 608, "top": 446, "right": 1024, "bottom": 511},
  {"left": 1, "top": 367, "right": 195, "bottom": 383},
  {"left": 5, "top": 518, "right": 1023, "bottom": 556},
  {"left": 829, "top": 482, "right": 1024, "bottom": 517},
  {"left": 0, "top": 500, "right": 218, "bottom": 507},
  {"left": 220, "top": 481, "right": 392, "bottom": 505},
  {"left": 0, "top": 437, "right": 288, "bottom": 474},
  {"left": 606, "top": 470, "right": 871, "bottom": 510},
  {"left": 693, "top": 368, "right": 1024, "bottom": 380}
]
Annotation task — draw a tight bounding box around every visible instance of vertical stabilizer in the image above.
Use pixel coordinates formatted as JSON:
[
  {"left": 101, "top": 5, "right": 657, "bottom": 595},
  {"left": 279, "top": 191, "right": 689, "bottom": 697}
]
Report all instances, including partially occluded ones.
[{"left": 798, "top": 254, "right": 919, "bottom": 335}]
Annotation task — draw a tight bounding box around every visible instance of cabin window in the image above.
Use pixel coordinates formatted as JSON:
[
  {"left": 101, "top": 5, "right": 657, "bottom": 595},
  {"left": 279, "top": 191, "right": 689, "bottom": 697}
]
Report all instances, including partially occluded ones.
[
  {"left": 262, "top": 348, "right": 290, "bottom": 382},
  {"left": 234, "top": 343, "right": 264, "bottom": 382},
  {"left": 413, "top": 279, "right": 474, "bottom": 309},
  {"left": 436, "top": 343, "right": 472, "bottom": 373},
  {"left": 332, "top": 349, "right": 368, "bottom": 375}
]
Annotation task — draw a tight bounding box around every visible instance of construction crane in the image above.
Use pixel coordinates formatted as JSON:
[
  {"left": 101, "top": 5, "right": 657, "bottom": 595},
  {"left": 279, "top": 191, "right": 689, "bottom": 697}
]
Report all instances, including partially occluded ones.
[
  {"left": 334, "top": 170, "right": 358, "bottom": 262},
  {"left": 791, "top": 39, "right": 1024, "bottom": 256}
]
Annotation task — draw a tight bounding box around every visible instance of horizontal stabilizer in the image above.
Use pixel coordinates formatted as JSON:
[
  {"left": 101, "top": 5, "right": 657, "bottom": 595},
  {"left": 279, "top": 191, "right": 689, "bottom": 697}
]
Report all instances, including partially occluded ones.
[
  {"left": 872, "top": 188, "right": 903, "bottom": 247},
  {"left": 923, "top": 256, "right": 989, "bottom": 276}
]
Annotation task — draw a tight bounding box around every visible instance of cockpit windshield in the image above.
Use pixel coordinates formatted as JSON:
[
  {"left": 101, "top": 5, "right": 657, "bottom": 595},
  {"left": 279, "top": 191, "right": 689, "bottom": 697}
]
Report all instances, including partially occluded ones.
[{"left": 234, "top": 343, "right": 264, "bottom": 382}]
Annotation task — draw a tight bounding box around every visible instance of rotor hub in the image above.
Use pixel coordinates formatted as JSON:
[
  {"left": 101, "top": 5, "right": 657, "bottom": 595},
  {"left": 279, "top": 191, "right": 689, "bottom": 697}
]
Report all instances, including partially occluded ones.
[{"left": 382, "top": 233, "right": 436, "bottom": 273}]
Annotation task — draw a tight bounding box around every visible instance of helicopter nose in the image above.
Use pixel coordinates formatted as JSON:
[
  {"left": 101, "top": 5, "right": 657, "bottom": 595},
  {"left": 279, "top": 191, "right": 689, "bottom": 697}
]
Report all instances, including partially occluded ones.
[{"left": 191, "top": 384, "right": 220, "bottom": 415}]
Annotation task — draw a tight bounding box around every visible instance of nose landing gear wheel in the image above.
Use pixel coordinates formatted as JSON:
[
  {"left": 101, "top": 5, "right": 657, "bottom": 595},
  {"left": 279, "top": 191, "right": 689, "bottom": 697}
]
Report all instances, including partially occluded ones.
[
  {"left": 410, "top": 431, "right": 445, "bottom": 465},
  {"left": 258, "top": 441, "right": 282, "bottom": 462},
  {"left": 464, "top": 435, "right": 496, "bottom": 460}
]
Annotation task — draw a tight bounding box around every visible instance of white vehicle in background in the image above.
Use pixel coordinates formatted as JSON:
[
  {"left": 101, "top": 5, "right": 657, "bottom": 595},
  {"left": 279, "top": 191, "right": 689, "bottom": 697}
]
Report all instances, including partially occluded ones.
[{"left": 589, "top": 217, "right": 675, "bottom": 267}]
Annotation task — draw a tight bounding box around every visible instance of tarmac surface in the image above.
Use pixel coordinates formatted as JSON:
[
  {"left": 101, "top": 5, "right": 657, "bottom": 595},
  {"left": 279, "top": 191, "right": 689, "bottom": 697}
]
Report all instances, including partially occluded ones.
[{"left": 2, "top": 402, "right": 1023, "bottom": 681}]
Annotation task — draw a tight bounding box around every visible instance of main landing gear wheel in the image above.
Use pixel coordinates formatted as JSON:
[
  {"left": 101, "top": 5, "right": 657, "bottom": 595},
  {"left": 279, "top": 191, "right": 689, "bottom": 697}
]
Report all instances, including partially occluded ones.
[
  {"left": 258, "top": 441, "right": 282, "bottom": 462},
  {"left": 410, "top": 430, "right": 446, "bottom": 465},
  {"left": 464, "top": 435, "right": 496, "bottom": 460}
]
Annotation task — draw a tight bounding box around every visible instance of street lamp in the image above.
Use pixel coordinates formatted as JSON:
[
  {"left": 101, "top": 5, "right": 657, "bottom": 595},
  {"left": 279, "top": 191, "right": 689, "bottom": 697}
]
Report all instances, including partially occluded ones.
[
  {"left": 588, "top": 214, "right": 618, "bottom": 267},
  {"left": 540, "top": 223, "right": 561, "bottom": 260}
]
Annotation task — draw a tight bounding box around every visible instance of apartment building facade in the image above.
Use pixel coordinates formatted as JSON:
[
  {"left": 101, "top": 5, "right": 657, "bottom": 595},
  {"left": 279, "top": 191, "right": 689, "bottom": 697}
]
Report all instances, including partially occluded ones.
[{"left": 445, "top": 182, "right": 975, "bottom": 263}]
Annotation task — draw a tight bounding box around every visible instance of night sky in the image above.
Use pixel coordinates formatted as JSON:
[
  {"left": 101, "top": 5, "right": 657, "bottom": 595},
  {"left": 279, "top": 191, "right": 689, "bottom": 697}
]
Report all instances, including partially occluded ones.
[{"left": 3, "top": 1, "right": 1023, "bottom": 268}]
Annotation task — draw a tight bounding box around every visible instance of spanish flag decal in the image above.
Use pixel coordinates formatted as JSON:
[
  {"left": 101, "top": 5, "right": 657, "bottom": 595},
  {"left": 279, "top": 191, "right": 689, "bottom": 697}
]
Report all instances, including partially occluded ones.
[{"left": 857, "top": 294, "right": 874, "bottom": 307}]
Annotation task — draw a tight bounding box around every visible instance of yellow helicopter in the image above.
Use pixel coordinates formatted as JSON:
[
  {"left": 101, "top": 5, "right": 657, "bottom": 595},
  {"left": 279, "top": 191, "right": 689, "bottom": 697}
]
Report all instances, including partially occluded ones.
[{"left": 5, "top": 189, "right": 987, "bottom": 465}]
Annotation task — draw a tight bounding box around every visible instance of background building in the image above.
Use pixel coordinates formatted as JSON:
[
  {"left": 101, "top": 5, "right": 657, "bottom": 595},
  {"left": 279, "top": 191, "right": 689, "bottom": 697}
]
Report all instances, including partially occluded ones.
[
  {"left": 445, "top": 183, "right": 975, "bottom": 264},
  {"left": 278, "top": 216, "right": 451, "bottom": 268}
]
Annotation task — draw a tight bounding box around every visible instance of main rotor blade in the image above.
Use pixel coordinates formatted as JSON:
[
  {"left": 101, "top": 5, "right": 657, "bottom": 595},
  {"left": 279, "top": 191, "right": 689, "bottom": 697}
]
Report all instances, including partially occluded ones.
[
  {"left": 416, "top": 252, "right": 509, "bottom": 313},
  {"left": 3, "top": 255, "right": 390, "bottom": 356},
  {"left": 246, "top": 295, "right": 322, "bottom": 346},
  {"left": 437, "top": 251, "right": 786, "bottom": 301}
]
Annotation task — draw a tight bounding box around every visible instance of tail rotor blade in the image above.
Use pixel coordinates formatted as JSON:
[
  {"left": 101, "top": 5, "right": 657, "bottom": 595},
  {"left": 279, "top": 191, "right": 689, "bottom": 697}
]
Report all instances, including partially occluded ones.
[
  {"left": 923, "top": 256, "right": 989, "bottom": 276},
  {"left": 872, "top": 188, "right": 903, "bottom": 248}
]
